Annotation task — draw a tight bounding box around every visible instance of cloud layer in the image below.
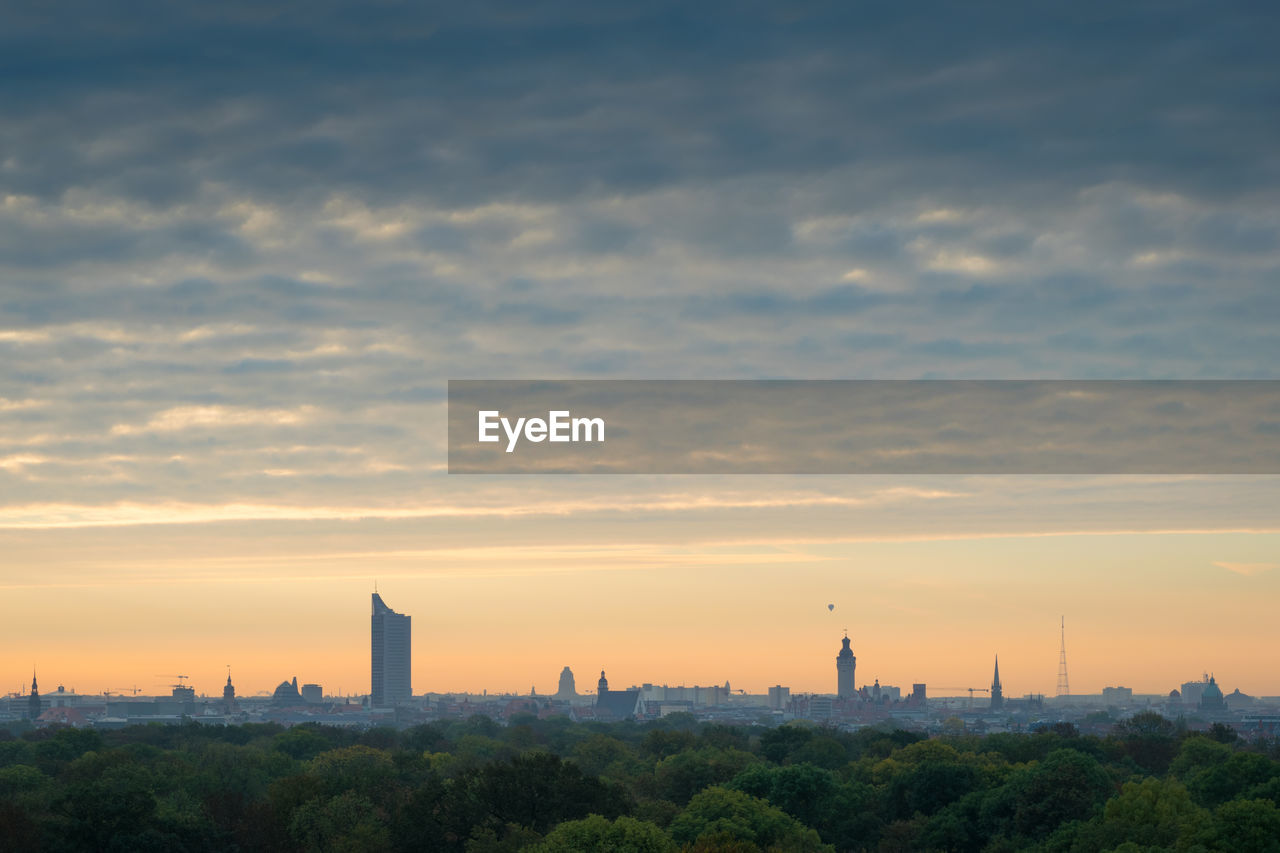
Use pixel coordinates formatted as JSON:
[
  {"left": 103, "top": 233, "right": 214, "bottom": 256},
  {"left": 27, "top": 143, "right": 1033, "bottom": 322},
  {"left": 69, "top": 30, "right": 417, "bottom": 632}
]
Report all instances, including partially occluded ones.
[{"left": 2, "top": 1, "right": 1278, "bottom": 520}]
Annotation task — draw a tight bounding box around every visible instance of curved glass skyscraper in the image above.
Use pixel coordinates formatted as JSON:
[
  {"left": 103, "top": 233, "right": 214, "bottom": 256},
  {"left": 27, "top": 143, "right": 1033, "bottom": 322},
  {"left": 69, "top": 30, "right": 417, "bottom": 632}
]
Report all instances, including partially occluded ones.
[{"left": 372, "top": 592, "right": 411, "bottom": 706}]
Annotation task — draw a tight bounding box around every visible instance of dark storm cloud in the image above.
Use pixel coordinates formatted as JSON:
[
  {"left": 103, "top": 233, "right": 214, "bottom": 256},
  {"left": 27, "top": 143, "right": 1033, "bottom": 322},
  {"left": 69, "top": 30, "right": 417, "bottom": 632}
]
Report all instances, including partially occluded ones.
[{"left": 2, "top": 1, "right": 1276, "bottom": 207}]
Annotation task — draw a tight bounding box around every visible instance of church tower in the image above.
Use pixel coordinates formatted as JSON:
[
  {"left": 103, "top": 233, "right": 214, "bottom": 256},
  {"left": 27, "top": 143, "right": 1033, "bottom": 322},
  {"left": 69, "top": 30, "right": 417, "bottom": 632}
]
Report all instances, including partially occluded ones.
[
  {"left": 597, "top": 670, "right": 609, "bottom": 695},
  {"left": 836, "top": 633, "right": 856, "bottom": 699},
  {"left": 223, "top": 668, "right": 237, "bottom": 714},
  {"left": 28, "top": 672, "right": 41, "bottom": 721},
  {"left": 990, "top": 655, "right": 1003, "bottom": 710}
]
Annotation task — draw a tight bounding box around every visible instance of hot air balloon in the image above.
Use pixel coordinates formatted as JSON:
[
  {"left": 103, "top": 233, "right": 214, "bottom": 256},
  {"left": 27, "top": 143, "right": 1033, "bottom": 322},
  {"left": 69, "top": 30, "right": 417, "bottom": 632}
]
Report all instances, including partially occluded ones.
[{"left": 827, "top": 603, "right": 835, "bottom": 612}]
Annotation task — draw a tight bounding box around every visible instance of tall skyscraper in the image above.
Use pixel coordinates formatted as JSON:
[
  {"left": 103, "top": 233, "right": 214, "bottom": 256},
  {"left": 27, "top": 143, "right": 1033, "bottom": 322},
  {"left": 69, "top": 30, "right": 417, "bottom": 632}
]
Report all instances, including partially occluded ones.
[
  {"left": 990, "top": 655, "right": 1003, "bottom": 710},
  {"left": 836, "top": 632, "right": 856, "bottom": 699},
  {"left": 371, "top": 592, "right": 411, "bottom": 706}
]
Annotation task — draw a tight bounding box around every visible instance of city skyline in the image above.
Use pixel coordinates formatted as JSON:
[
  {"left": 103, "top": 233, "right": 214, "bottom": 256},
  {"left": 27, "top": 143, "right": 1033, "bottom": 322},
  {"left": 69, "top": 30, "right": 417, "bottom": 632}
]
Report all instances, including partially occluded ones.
[{"left": 10, "top": 577, "right": 1276, "bottom": 700}]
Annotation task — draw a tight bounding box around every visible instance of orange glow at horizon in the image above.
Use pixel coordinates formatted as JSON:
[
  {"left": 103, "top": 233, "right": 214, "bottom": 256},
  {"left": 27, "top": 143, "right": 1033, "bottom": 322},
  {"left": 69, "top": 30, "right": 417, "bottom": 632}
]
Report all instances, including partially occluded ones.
[{"left": 5, "top": 520, "right": 1279, "bottom": 700}]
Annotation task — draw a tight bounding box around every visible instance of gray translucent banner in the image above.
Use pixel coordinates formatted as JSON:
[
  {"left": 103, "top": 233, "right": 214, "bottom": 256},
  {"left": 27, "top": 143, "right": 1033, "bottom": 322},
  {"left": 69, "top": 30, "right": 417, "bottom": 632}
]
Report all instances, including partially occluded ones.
[{"left": 447, "top": 380, "right": 1280, "bottom": 474}]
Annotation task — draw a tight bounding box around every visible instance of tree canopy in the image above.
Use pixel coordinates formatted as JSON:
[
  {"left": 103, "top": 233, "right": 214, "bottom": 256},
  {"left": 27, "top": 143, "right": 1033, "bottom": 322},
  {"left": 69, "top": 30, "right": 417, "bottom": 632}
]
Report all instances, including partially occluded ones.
[{"left": 1, "top": 715, "right": 1278, "bottom": 851}]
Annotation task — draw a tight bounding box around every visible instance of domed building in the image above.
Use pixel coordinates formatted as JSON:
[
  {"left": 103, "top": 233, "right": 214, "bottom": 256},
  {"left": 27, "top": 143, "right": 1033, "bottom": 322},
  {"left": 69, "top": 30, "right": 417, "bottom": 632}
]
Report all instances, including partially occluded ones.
[
  {"left": 1199, "top": 675, "right": 1225, "bottom": 712},
  {"left": 1226, "top": 687, "right": 1255, "bottom": 709}
]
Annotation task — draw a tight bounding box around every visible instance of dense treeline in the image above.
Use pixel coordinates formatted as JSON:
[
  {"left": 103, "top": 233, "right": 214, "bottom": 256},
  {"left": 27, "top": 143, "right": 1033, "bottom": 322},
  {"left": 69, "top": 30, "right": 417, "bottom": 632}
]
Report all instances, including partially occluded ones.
[{"left": 2, "top": 712, "right": 1280, "bottom": 851}]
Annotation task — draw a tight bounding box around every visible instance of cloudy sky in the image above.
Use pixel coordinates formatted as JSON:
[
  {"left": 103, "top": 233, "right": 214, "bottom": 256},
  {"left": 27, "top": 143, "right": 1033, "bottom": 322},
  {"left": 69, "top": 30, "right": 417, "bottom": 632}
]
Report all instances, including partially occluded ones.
[{"left": 2, "top": 1, "right": 1278, "bottom": 699}]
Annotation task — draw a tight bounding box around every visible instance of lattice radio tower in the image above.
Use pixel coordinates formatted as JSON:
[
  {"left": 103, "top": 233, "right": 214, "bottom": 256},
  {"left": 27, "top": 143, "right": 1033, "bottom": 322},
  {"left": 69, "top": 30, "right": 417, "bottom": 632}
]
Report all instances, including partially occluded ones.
[{"left": 1056, "top": 615, "right": 1070, "bottom": 696}]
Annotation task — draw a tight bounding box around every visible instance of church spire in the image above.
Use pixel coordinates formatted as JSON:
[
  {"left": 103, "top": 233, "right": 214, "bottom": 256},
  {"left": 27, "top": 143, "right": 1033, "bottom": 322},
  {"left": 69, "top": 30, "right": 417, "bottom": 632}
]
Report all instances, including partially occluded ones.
[
  {"left": 990, "top": 655, "right": 1004, "bottom": 710},
  {"left": 28, "top": 669, "right": 41, "bottom": 721},
  {"left": 223, "top": 666, "right": 237, "bottom": 712}
]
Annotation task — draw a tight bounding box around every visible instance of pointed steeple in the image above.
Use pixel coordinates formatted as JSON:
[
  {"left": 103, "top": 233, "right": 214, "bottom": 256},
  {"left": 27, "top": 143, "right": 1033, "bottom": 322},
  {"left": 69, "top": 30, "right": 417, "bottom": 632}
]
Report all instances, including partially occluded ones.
[
  {"left": 223, "top": 667, "right": 236, "bottom": 710},
  {"left": 990, "top": 655, "right": 1004, "bottom": 710},
  {"left": 28, "top": 670, "right": 41, "bottom": 721}
]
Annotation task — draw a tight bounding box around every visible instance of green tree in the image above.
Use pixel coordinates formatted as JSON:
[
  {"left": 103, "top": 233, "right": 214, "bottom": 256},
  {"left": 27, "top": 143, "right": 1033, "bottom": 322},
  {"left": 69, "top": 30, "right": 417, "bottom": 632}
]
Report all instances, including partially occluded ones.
[
  {"left": 1009, "top": 749, "right": 1114, "bottom": 840},
  {"left": 845, "top": 727, "right": 924, "bottom": 761},
  {"left": 273, "top": 727, "right": 332, "bottom": 761},
  {"left": 790, "top": 735, "right": 849, "bottom": 770},
  {"left": 654, "top": 747, "right": 759, "bottom": 805},
  {"left": 920, "top": 796, "right": 985, "bottom": 853},
  {"left": 728, "top": 763, "right": 839, "bottom": 831},
  {"left": 402, "top": 723, "right": 449, "bottom": 754},
  {"left": 652, "top": 712, "right": 699, "bottom": 732},
  {"left": 526, "top": 814, "right": 677, "bottom": 852},
  {"left": 1185, "top": 752, "right": 1278, "bottom": 809},
  {"left": 642, "top": 728, "right": 697, "bottom": 760},
  {"left": 464, "top": 715, "right": 502, "bottom": 737},
  {"left": 33, "top": 727, "right": 104, "bottom": 769},
  {"left": 0, "top": 738, "right": 36, "bottom": 768},
  {"left": 191, "top": 739, "right": 296, "bottom": 835},
  {"left": 57, "top": 760, "right": 159, "bottom": 849},
  {"left": 700, "top": 725, "right": 751, "bottom": 752},
  {"left": 0, "top": 800, "right": 41, "bottom": 853},
  {"left": 1112, "top": 712, "right": 1180, "bottom": 775},
  {"left": 453, "top": 752, "right": 632, "bottom": 838},
  {"left": 388, "top": 772, "right": 449, "bottom": 851},
  {"left": 728, "top": 762, "right": 880, "bottom": 848},
  {"left": 289, "top": 791, "right": 391, "bottom": 853},
  {"left": 453, "top": 733, "right": 517, "bottom": 768},
  {"left": 305, "top": 744, "right": 397, "bottom": 804},
  {"left": 1096, "top": 777, "right": 1211, "bottom": 851},
  {"left": 1208, "top": 723, "right": 1238, "bottom": 744},
  {"left": 878, "top": 741, "right": 983, "bottom": 820},
  {"left": 0, "top": 764, "right": 49, "bottom": 798},
  {"left": 1206, "top": 798, "right": 1280, "bottom": 852},
  {"left": 1169, "top": 735, "right": 1233, "bottom": 780},
  {"left": 464, "top": 822, "right": 543, "bottom": 852},
  {"left": 572, "top": 733, "right": 639, "bottom": 778},
  {"left": 668, "top": 786, "right": 832, "bottom": 852},
  {"left": 759, "top": 725, "right": 814, "bottom": 764}
]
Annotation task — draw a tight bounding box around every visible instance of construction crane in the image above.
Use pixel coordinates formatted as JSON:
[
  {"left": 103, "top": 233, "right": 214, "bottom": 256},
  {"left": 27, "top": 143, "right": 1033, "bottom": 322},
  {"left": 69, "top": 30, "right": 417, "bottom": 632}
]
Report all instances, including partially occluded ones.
[
  {"left": 934, "top": 686, "right": 991, "bottom": 710},
  {"left": 155, "top": 674, "right": 190, "bottom": 692},
  {"left": 104, "top": 686, "right": 141, "bottom": 697}
]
